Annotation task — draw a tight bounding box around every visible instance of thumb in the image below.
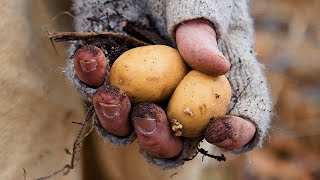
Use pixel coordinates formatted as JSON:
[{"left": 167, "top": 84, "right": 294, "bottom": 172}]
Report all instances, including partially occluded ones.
[{"left": 175, "top": 19, "right": 230, "bottom": 76}]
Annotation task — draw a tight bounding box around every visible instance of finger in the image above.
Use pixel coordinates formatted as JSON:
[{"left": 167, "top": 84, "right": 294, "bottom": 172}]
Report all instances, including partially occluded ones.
[
  {"left": 132, "top": 103, "right": 183, "bottom": 158},
  {"left": 204, "top": 115, "right": 256, "bottom": 151},
  {"left": 93, "top": 86, "right": 132, "bottom": 137},
  {"left": 176, "top": 19, "right": 230, "bottom": 76},
  {"left": 74, "top": 45, "right": 108, "bottom": 87}
]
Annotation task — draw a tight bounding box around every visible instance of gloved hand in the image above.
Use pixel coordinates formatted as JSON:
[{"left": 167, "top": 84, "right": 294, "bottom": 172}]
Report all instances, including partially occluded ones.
[{"left": 66, "top": 0, "right": 272, "bottom": 169}]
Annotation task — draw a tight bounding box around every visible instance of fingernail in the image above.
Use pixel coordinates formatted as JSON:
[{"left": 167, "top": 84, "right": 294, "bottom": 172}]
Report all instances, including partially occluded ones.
[
  {"left": 134, "top": 117, "right": 157, "bottom": 135},
  {"left": 99, "top": 102, "right": 121, "bottom": 118},
  {"left": 80, "top": 59, "right": 97, "bottom": 72},
  {"left": 217, "top": 55, "right": 228, "bottom": 62},
  {"left": 204, "top": 117, "right": 231, "bottom": 143}
]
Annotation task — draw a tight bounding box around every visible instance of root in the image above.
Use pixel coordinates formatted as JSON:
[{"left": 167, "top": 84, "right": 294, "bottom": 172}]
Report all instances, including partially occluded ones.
[
  {"left": 47, "top": 31, "right": 147, "bottom": 45},
  {"left": 35, "top": 107, "right": 95, "bottom": 180},
  {"left": 47, "top": 31, "right": 149, "bottom": 64},
  {"left": 197, "top": 147, "right": 226, "bottom": 162},
  {"left": 184, "top": 138, "right": 226, "bottom": 162},
  {"left": 23, "top": 168, "right": 27, "bottom": 180}
]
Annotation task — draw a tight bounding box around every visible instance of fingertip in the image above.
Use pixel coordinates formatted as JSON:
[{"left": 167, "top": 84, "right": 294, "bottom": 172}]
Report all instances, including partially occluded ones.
[
  {"left": 203, "top": 54, "right": 230, "bottom": 76},
  {"left": 176, "top": 19, "right": 230, "bottom": 75},
  {"left": 204, "top": 116, "right": 256, "bottom": 151},
  {"left": 132, "top": 103, "right": 183, "bottom": 158},
  {"left": 74, "top": 45, "right": 108, "bottom": 87},
  {"left": 93, "top": 86, "right": 132, "bottom": 137}
]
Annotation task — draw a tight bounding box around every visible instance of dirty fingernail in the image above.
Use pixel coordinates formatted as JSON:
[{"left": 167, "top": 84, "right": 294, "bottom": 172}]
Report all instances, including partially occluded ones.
[
  {"left": 204, "top": 116, "right": 231, "bottom": 143},
  {"left": 204, "top": 115, "right": 256, "bottom": 150},
  {"left": 133, "top": 117, "right": 157, "bottom": 135},
  {"left": 74, "top": 45, "right": 108, "bottom": 87},
  {"left": 80, "top": 59, "right": 97, "bottom": 72},
  {"left": 99, "top": 102, "right": 121, "bottom": 118}
]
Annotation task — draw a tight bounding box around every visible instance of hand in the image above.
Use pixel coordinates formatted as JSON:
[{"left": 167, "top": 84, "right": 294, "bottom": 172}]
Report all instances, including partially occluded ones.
[
  {"left": 72, "top": 19, "right": 256, "bottom": 159},
  {"left": 175, "top": 19, "right": 256, "bottom": 151},
  {"left": 73, "top": 44, "right": 183, "bottom": 159}
]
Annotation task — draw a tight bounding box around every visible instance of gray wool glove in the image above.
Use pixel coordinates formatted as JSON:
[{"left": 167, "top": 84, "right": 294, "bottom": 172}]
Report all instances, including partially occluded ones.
[{"left": 66, "top": 0, "right": 272, "bottom": 169}]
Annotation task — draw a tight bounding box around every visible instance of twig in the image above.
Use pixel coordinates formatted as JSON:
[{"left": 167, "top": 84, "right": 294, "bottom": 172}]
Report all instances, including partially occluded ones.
[
  {"left": 78, "top": 125, "right": 94, "bottom": 143},
  {"left": 36, "top": 106, "right": 95, "bottom": 180},
  {"left": 47, "top": 31, "right": 147, "bottom": 46},
  {"left": 196, "top": 146, "right": 226, "bottom": 162},
  {"left": 123, "top": 22, "right": 169, "bottom": 45},
  {"left": 170, "top": 172, "right": 178, "bottom": 178},
  {"left": 44, "top": 27, "right": 58, "bottom": 55},
  {"left": 64, "top": 148, "right": 71, "bottom": 155},
  {"left": 37, "top": 166, "right": 70, "bottom": 180},
  {"left": 183, "top": 138, "right": 226, "bottom": 162},
  {"left": 227, "top": 78, "right": 253, "bottom": 114},
  {"left": 23, "top": 168, "right": 27, "bottom": 180},
  {"left": 71, "top": 121, "right": 84, "bottom": 126}
]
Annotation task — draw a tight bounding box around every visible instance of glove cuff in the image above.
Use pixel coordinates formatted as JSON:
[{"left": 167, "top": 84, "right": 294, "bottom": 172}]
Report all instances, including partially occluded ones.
[{"left": 166, "top": 0, "right": 234, "bottom": 40}]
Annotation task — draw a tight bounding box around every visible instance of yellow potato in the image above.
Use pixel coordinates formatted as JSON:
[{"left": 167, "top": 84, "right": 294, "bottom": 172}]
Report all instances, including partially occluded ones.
[
  {"left": 109, "top": 45, "right": 187, "bottom": 103},
  {"left": 167, "top": 70, "right": 232, "bottom": 137}
]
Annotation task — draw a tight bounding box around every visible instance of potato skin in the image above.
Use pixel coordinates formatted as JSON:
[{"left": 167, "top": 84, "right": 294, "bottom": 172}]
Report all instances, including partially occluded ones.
[
  {"left": 167, "top": 70, "right": 232, "bottom": 137},
  {"left": 109, "top": 45, "right": 187, "bottom": 103}
]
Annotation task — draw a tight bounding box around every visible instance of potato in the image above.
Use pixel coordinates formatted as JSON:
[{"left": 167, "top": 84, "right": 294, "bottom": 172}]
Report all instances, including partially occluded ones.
[
  {"left": 167, "top": 70, "right": 232, "bottom": 137},
  {"left": 109, "top": 45, "right": 187, "bottom": 103}
]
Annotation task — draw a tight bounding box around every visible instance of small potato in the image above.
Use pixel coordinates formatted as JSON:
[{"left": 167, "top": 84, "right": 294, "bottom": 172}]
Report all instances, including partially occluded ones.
[
  {"left": 167, "top": 70, "right": 232, "bottom": 137},
  {"left": 109, "top": 45, "right": 187, "bottom": 103}
]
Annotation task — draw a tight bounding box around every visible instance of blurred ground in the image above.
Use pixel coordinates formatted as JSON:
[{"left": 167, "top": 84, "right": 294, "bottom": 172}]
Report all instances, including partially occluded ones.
[{"left": 202, "top": 0, "right": 320, "bottom": 180}]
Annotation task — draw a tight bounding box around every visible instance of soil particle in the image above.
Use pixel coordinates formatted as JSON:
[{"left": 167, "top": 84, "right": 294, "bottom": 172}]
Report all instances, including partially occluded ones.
[
  {"left": 102, "top": 85, "right": 127, "bottom": 100},
  {"left": 75, "top": 45, "right": 100, "bottom": 56},
  {"left": 132, "top": 103, "right": 159, "bottom": 118},
  {"left": 204, "top": 117, "right": 233, "bottom": 143}
]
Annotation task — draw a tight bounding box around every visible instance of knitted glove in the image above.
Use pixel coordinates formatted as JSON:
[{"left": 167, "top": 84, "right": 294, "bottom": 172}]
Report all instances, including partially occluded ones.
[
  {"left": 147, "top": 0, "right": 273, "bottom": 154},
  {"left": 218, "top": 1, "right": 273, "bottom": 153},
  {"left": 66, "top": 0, "right": 272, "bottom": 169}
]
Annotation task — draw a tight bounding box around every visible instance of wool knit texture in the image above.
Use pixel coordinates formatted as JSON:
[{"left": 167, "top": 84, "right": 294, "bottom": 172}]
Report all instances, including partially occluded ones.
[{"left": 67, "top": 0, "right": 272, "bottom": 168}]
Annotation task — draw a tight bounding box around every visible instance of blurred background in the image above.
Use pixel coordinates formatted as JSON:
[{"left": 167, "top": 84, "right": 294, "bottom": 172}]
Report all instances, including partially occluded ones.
[
  {"left": 202, "top": 0, "right": 320, "bottom": 179},
  {"left": 42, "top": 0, "right": 320, "bottom": 179},
  {"left": 3, "top": 0, "right": 317, "bottom": 179}
]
